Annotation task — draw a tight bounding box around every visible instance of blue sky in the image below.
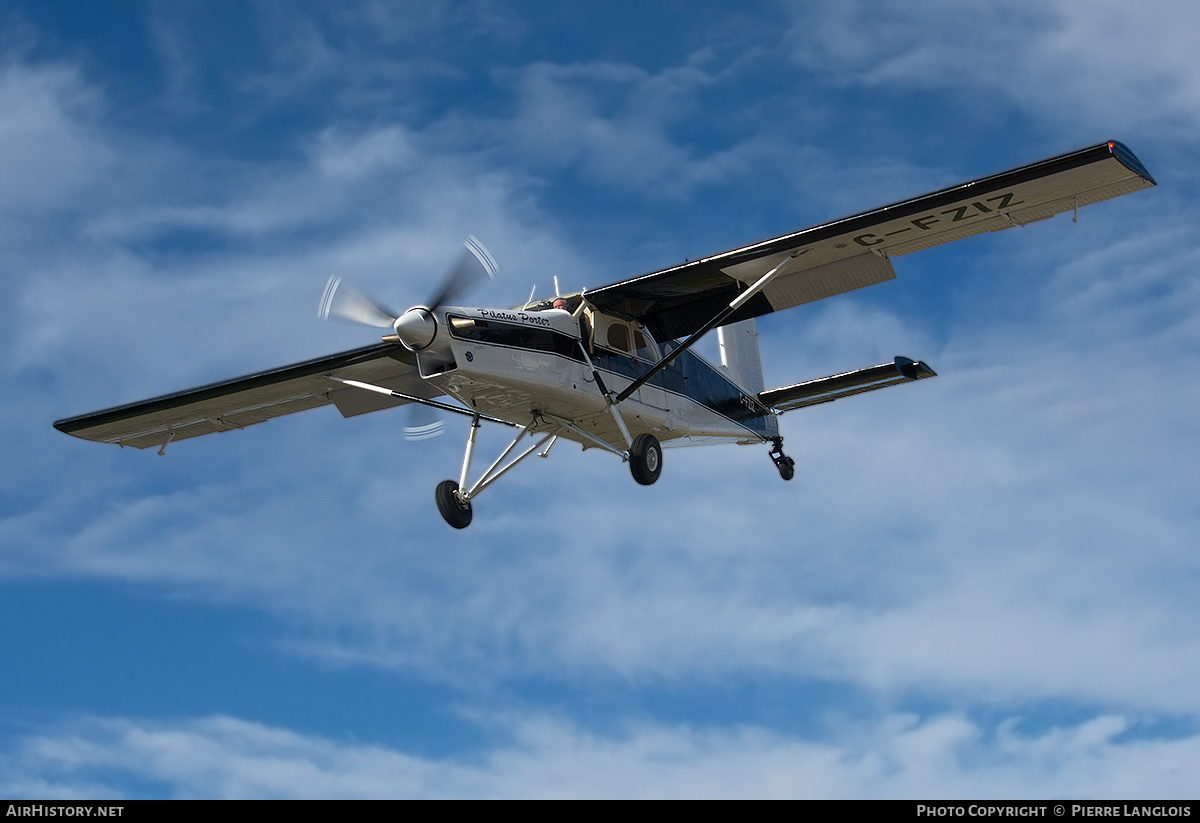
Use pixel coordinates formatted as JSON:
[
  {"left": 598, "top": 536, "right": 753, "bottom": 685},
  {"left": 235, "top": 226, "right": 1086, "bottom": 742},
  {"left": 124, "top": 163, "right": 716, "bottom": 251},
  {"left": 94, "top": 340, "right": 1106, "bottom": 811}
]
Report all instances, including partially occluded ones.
[{"left": 3, "top": 0, "right": 1198, "bottom": 798}]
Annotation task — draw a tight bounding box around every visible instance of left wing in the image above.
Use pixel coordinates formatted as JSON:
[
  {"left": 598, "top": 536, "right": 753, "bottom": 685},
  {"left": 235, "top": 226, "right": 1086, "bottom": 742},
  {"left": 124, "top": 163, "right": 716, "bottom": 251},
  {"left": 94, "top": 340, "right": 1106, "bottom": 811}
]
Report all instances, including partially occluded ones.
[
  {"left": 54, "top": 343, "right": 438, "bottom": 449},
  {"left": 586, "top": 141, "right": 1155, "bottom": 341}
]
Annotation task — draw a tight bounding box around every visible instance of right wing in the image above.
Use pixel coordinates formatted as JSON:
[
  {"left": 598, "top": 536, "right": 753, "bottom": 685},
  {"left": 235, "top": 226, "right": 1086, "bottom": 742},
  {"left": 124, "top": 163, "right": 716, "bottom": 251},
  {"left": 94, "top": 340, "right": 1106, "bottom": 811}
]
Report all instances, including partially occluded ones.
[
  {"left": 54, "top": 342, "right": 440, "bottom": 449},
  {"left": 587, "top": 141, "right": 1155, "bottom": 342}
]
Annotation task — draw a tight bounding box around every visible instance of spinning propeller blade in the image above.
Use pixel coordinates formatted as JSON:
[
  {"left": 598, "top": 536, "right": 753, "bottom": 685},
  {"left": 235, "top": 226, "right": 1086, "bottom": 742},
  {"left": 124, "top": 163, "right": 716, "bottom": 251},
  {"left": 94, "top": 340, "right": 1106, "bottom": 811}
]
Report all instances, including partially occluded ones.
[
  {"left": 318, "top": 277, "right": 397, "bottom": 328},
  {"left": 426, "top": 235, "right": 498, "bottom": 310},
  {"left": 318, "top": 235, "right": 497, "bottom": 331},
  {"left": 404, "top": 403, "right": 445, "bottom": 441}
]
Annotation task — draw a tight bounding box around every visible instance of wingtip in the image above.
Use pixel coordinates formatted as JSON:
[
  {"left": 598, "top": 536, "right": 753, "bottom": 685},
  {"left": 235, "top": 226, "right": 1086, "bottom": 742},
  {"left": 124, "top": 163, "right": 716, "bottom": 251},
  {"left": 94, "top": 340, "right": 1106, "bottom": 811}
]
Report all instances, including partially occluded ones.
[
  {"left": 895, "top": 356, "right": 937, "bottom": 379},
  {"left": 1106, "top": 140, "right": 1156, "bottom": 186}
]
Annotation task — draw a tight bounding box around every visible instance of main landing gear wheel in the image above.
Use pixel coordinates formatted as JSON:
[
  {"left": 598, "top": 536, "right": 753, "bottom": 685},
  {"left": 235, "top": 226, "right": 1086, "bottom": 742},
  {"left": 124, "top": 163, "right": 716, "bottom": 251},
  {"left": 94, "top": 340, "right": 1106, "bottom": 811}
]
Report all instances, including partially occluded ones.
[
  {"left": 629, "top": 433, "right": 662, "bottom": 486},
  {"left": 435, "top": 480, "right": 473, "bottom": 529},
  {"left": 769, "top": 437, "right": 795, "bottom": 481}
]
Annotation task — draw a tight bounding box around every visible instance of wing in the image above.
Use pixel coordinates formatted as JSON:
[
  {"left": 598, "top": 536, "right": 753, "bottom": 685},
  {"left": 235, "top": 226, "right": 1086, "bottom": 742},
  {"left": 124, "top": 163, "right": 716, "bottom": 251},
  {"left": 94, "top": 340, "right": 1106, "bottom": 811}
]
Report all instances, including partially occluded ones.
[
  {"left": 54, "top": 343, "right": 442, "bottom": 449},
  {"left": 586, "top": 141, "right": 1155, "bottom": 341}
]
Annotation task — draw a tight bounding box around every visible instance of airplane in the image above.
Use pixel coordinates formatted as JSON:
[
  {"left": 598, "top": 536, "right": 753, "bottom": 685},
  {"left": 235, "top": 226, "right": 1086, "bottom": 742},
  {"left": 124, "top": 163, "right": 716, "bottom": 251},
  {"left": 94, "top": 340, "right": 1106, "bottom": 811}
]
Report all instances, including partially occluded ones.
[{"left": 54, "top": 141, "right": 1155, "bottom": 528}]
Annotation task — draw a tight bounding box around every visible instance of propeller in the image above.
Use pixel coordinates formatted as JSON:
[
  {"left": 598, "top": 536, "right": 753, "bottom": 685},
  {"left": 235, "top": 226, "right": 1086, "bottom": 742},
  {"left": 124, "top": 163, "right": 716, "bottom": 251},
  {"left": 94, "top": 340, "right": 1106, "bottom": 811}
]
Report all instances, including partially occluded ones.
[
  {"left": 426, "top": 234, "right": 498, "bottom": 309},
  {"left": 318, "top": 277, "right": 396, "bottom": 328},
  {"left": 318, "top": 235, "right": 498, "bottom": 441},
  {"left": 319, "top": 235, "right": 497, "bottom": 349}
]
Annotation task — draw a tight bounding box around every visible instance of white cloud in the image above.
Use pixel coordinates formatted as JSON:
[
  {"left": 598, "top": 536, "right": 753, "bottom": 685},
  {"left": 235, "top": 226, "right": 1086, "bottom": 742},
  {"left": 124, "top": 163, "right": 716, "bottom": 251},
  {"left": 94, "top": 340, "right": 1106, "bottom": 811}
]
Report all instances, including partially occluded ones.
[
  {"left": 783, "top": 1, "right": 1200, "bottom": 134},
  {"left": 310, "top": 126, "right": 415, "bottom": 181},
  {"left": 0, "top": 61, "right": 114, "bottom": 217},
  {"left": 493, "top": 56, "right": 800, "bottom": 198},
  {"left": 5, "top": 710, "right": 1199, "bottom": 798}
]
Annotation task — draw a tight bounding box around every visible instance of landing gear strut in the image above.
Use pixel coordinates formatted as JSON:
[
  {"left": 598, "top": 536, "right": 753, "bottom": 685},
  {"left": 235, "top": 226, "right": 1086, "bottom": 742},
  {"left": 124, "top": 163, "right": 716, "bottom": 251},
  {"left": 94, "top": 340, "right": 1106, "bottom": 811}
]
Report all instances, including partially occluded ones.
[
  {"left": 435, "top": 414, "right": 556, "bottom": 529},
  {"left": 769, "top": 436, "right": 794, "bottom": 481}
]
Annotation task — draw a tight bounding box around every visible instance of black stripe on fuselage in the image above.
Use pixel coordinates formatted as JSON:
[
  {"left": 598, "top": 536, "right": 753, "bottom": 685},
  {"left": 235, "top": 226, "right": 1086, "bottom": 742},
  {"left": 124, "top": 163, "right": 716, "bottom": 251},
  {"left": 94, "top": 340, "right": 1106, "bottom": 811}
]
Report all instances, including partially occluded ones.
[
  {"left": 590, "top": 347, "right": 772, "bottom": 439},
  {"left": 449, "top": 318, "right": 772, "bottom": 438},
  {"left": 449, "top": 317, "right": 583, "bottom": 361}
]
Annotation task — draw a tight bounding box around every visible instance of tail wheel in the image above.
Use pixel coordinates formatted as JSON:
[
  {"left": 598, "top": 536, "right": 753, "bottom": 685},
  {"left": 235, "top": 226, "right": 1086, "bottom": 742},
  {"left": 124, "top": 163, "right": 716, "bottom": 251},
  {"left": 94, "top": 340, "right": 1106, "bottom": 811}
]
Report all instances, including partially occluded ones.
[
  {"left": 768, "top": 437, "right": 794, "bottom": 481},
  {"left": 629, "top": 433, "right": 662, "bottom": 486},
  {"left": 435, "top": 480, "right": 473, "bottom": 529},
  {"left": 778, "top": 456, "right": 795, "bottom": 481}
]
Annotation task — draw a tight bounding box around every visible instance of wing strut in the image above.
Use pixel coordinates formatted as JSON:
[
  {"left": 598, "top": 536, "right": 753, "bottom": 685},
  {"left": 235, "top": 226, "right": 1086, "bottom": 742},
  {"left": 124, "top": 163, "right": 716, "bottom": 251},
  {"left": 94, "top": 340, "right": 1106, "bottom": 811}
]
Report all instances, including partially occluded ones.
[
  {"left": 325, "top": 377, "right": 519, "bottom": 427},
  {"left": 613, "top": 250, "right": 804, "bottom": 404}
]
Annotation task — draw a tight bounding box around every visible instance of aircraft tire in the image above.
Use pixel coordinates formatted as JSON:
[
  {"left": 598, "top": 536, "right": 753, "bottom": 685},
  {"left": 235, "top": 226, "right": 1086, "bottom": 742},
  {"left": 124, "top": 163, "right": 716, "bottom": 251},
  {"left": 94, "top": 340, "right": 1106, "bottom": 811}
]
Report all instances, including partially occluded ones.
[
  {"left": 778, "top": 456, "right": 795, "bottom": 481},
  {"left": 435, "top": 480, "right": 473, "bottom": 529},
  {"left": 629, "top": 434, "right": 662, "bottom": 486}
]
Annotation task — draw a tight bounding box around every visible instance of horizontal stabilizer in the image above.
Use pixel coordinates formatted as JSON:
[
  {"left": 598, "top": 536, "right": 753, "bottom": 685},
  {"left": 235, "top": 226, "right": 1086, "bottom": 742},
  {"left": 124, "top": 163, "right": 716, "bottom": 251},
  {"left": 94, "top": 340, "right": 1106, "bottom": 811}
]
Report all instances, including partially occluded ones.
[{"left": 760, "top": 356, "right": 936, "bottom": 412}]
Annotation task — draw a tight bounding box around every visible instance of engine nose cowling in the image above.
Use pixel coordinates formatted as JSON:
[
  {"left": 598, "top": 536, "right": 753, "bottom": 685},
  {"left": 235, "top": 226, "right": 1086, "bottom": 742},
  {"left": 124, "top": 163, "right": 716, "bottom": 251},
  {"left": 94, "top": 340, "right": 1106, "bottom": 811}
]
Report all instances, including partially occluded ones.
[{"left": 393, "top": 307, "right": 437, "bottom": 351}]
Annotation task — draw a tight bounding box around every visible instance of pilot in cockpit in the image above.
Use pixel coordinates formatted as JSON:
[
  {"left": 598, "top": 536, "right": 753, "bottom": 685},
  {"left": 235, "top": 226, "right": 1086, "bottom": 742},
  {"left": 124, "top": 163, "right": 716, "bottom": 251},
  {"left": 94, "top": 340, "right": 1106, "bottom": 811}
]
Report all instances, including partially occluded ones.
[{"left": 532, "top": 297, "right": 572, "bottom": 314}]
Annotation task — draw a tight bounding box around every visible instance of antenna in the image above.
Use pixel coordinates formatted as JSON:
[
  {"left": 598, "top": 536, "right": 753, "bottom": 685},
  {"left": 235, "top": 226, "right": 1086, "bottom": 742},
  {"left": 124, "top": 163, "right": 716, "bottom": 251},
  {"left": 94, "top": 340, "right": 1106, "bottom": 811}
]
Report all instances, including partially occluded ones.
[
  {"left": 553, "top": 276, "right": 561, "bottom": 297},
  {"left": 523, "top": 284, "right": 537, "bottom": 310}
]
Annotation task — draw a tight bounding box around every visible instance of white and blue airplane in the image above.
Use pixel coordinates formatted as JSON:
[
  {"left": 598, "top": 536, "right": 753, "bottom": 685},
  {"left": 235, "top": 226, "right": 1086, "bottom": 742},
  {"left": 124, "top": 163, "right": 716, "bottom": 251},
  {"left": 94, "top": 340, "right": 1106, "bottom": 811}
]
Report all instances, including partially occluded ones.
[{"left": 55, "top": 141, "right": 1155, "bottom": 528}]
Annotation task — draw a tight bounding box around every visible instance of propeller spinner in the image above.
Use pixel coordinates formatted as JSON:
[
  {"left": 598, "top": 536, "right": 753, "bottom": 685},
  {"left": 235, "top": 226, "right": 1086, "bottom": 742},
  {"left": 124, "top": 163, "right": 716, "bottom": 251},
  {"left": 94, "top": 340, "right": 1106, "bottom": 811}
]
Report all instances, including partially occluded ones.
[{"left": 318, "top": 235, "right": 498, "bottom": 438}]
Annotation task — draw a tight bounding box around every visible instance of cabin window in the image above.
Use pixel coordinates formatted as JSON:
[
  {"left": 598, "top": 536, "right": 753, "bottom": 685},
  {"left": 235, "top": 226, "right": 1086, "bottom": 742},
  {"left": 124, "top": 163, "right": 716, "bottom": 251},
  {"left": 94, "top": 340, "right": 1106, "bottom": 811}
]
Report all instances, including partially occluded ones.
[
  {"left": 590, "top": 311, "right": 652, "bottom": 359},
  {"left": 446, "top": 315, "right": 579, "bottom": 359},
  {"left": 633, "top": 327, "right": 659, "bottom": 362},
  {"left": 606, "top": 323, "right": 631, "bottom": 352}
]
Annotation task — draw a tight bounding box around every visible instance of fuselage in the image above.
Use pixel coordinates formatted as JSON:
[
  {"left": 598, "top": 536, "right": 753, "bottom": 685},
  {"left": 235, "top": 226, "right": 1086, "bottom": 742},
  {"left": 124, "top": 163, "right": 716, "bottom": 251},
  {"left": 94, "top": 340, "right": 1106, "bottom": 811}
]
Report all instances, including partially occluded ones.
[{"left": 410, "top": 301, "right": 777, "bottom": 451}]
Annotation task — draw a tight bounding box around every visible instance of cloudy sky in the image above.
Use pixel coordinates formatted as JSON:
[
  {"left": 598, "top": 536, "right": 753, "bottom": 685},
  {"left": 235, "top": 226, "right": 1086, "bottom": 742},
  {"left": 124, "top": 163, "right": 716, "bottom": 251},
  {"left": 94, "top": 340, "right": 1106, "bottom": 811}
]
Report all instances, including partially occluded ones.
[{"left": 3, "top": 0, "right": 1198, "bottom": 799}]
